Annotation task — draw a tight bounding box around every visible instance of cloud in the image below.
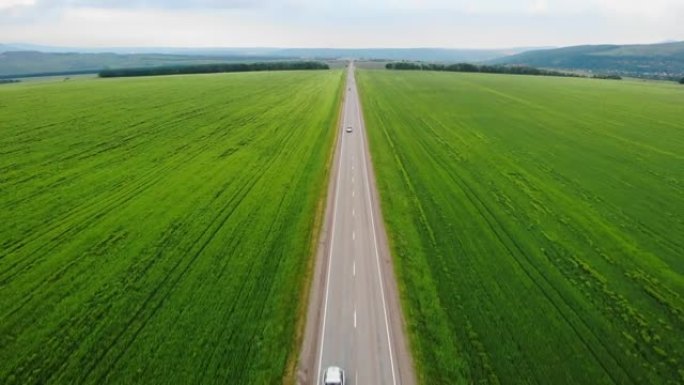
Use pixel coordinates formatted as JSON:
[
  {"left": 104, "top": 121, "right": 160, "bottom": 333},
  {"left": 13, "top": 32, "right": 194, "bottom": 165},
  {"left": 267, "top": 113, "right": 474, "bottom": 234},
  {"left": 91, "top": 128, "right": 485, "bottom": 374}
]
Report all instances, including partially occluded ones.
[
  {"left": 4, "top": 0, "right": 684, "bottom": 17},
  {"left": 0, "top": 0, "right": 34, "bottom": 7},
  {"left": 597, "top": 0, "right": 684, "bottom": 18},
  {"left": 0, "top": 0, "right": 36, "bottom": 11},
  {"left": 528, "top": 0, "right": 549, "bottom": 14},
  {"left": 0, "top": 0, "right": 270, "bottom": 16},
  {"left": 0, "top": 0, "right": 682, "bottom": 48},
  {"left": 68, "top": 0, "right": 261, "bottom": 9}
]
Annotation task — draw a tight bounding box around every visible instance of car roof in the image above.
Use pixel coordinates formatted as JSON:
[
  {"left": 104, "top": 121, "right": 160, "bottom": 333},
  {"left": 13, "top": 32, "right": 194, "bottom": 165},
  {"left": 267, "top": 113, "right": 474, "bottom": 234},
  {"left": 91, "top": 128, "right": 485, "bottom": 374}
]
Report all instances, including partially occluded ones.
[{"left": 324, "top": 366, "right": 343, "bottom": 381}]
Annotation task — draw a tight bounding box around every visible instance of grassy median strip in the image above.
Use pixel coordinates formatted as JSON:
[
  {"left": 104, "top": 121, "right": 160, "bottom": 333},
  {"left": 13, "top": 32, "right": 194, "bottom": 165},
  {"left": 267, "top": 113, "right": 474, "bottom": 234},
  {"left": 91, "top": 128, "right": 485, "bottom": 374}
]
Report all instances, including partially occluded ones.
[
  {"left": 358, "top": 70, "right": 684, "bottom": 385},
  {"left": 0, "top": 70, "right": 343, "bottom": 384}
]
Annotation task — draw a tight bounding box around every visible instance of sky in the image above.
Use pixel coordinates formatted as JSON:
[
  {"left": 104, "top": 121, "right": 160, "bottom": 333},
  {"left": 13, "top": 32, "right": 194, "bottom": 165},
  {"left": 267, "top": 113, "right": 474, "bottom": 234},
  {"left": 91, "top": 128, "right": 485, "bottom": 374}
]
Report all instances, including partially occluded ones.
[{"left": 0, "top": 0, "right": 683, "bottom": 48}]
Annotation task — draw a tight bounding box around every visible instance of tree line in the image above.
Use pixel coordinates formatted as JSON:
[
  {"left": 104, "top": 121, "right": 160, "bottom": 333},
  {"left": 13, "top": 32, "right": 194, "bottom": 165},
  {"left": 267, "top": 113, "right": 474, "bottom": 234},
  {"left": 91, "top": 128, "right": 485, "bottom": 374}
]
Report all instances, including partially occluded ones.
[
  {"left": 0, "top": 70, "right": 99, "bottom": 79},
  {"left": 99, "top": 61, "right": 329, "bottom": 78},
  {"left": 591, "top": 74, "right": 623, "bottom": 80},
  {"left": 0, "top": 79, "right": 20, "bottom": 84},
  {"left": 385, "top": 62, "right": 623, "bottom": 80}
]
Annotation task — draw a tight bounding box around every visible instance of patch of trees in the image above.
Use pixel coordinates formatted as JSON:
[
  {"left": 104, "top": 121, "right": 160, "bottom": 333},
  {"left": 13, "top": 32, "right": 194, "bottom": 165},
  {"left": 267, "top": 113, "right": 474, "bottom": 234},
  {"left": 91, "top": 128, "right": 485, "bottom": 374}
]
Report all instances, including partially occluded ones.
[
  {"left": 99, "top": 61, "right": 329, "bottom": 78},
  {"left": 385, "top": 62, "right": 585, "bottom": 78},
  {"left": 679, "top": 77, "right": 684, "bottom": 84},
  {"left": 0, "top": 79, "right": 20, "bottom": 84},
  {"left": 0, "top": 70, "right": 99, "bottom": 79},
  {"left": 591, "top": 74, "right": 622, "bottom": 80}
]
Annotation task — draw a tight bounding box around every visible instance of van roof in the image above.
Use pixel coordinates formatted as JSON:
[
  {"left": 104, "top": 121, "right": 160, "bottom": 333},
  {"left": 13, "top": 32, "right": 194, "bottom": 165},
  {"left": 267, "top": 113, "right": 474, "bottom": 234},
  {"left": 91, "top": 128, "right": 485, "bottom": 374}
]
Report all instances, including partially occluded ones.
[{"left": 324, "top": 366, "right": 342, "bottom": 381}]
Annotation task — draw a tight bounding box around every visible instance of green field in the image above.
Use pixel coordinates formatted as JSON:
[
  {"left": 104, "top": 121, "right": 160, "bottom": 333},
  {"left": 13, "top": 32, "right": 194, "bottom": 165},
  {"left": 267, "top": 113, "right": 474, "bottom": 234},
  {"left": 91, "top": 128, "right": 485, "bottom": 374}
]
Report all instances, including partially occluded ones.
[
  {"left": 0, "top": 71, "right": 342, "bottom": 384},
  {"left": 358, "top": 70, "right": 684, "bottom": 384}
]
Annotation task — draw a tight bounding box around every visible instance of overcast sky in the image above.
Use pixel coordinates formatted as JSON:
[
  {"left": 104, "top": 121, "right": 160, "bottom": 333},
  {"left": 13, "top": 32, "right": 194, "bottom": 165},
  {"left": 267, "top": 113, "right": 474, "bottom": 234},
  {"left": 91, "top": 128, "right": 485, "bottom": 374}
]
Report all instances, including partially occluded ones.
[{"left": 1, "top": 0, "right": 682, "bottom": 48}]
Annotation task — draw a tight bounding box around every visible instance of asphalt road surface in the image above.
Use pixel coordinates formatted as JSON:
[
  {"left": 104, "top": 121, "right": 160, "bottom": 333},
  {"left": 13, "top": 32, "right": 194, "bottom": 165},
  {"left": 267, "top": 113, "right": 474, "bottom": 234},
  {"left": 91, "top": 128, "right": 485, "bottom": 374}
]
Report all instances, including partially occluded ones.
[{"left": 298, "top": 62, "right": 415, "bottom": 385}]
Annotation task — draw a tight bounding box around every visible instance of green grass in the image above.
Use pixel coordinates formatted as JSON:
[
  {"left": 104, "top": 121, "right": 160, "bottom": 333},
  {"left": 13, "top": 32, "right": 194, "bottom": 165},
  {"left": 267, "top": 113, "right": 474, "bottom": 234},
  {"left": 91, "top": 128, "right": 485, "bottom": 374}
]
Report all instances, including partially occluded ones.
[
  {"left": 0, "top": 70, "right": 342, "bottom": 384},
  {"left": 357, "top": 70, "right": 684, "bottom": 385}
]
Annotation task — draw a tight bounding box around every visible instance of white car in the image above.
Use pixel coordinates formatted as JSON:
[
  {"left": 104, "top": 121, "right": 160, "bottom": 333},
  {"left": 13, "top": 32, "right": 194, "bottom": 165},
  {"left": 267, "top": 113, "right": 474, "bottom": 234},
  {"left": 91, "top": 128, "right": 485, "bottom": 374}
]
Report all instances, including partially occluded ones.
[
  {"left": 323, "top": 366, "right": 345, "bottom": 385},
  {"left": 346, "top": 126, "right": 353, "bottom": 133}
]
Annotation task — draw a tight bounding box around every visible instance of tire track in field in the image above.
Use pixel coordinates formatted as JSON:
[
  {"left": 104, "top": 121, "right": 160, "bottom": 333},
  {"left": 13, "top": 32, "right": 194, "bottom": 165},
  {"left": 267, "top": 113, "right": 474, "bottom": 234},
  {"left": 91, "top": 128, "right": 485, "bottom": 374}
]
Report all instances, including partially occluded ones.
[
  {"left": 368, "top": 98, "right": 473, "bottom": 381},
  {"left": 0, "top": 150, "right": 175, "bottom": 278},
  {"left": 431, "top": 78, "right": 683, "bottom": 287},
  {"left": 196, "top": 129, "right": 304, "bottom": 382},
  {"left": 39, "top": 223, "right": 187, "bottom": 384},
  {"left": 199, "top": 83, "right": 333, "bottom": 380},
  {"left": 1, "top": 166, "right": 206, "bottom": 384},
  {"left": 197, "top": 103, "right": 324, "bottom": 381},
  {"left": 463, "top": 78, "right": 684, "bottom": 164},
  {"left": 194, "top": 157, "right": 294, "bottom": 379},
  {"left": 404, "top": 118, "right": 540, "bottom": 384},
  {"left": 85, "top": 110, "right": 301, "bottom": 383},
  {"left": 409, "top": 117, "right": 547, "bottom": 383},
  {"left": 41, "top": 220, "right": 190, "bottom": 385},
  {"left": 0, "top": 106, "right": 238, "bottom": 284},
  {"left": 19, "top": 226, "right": 175, "bottom": 385},
  {"left": 411, "top": 124, "right": 636, "bottom": 385},
  {"left": 199, "top": 193, "right": 290, "bottom": 382},
  {"left": 1, "top": 72, "right": 339, "bottom": 384},
  {"left": 0, "top": 169, "right": 164, "bottom": 284},
  {"left": 2, "top": 102, "right": 246, "bottom": 380},
  {"left": 373, "top": 102, "right": 438, "bottom": 248},
  {"left": 528, "top": 151, "right": 683, "bottom": 256},
  {"left": 0, "top": 133, "right": 218, "bottom": 324},
  {"left": 0, "top": 131, "right": 153, "bottom": 244},
  {"left": 179, "top": 87, "right": 327, "bottom": 381},
  {"left": 372, "top": 85, "right": 634, "bottom": 384},
  {"left": 3, "top": 106, "right": 270, "bottom": 378},
  {"left": 0, "top": 102, "right": 222, "bottom": 248},
  {"left": 362, "top": 71, "right": 683, "bottom": 385},
  {"left": 1, "top": 108, "right": 196, "bottom": 213},
  {"left": 0, "top": 107, "right": 150, "bottom": 177},
  {"left": 84, "top": 167, "right": 269, "bottom": 384},
  {"left": 416, "top": 90, "right": 682, "bottom": 383}
]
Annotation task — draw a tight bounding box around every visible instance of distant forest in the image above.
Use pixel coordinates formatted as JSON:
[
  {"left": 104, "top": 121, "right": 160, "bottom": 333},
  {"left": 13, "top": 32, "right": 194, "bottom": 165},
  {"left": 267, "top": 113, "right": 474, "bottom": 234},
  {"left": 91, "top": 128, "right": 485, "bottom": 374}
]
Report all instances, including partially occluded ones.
[
  {"left": 99, "top": 61, "right": 329, "bottom": 78},
  {"left": 385, "top": 62, "right": 596, "bottom": 78}
]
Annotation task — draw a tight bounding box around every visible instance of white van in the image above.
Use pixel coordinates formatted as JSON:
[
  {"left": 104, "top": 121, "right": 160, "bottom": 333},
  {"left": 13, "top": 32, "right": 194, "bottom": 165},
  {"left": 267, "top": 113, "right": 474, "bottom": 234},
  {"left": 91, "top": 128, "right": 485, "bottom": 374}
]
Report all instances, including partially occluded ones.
[{"left": 323, "top": 366, "right": 345, "bottom": 385}]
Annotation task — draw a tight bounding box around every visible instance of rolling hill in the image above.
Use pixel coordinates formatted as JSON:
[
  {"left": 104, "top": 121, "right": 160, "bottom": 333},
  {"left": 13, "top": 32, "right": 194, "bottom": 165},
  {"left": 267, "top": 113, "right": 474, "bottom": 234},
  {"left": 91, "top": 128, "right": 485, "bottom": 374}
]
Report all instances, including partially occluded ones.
[
  {"left": 0, "top": 51, "right": 290, "bottom": 78},
  {"left": 491, "top": 41, "right": 684, "bottom": 78},
  {"left": 0, "top": 46, "right": 534, "bottom": 77}
]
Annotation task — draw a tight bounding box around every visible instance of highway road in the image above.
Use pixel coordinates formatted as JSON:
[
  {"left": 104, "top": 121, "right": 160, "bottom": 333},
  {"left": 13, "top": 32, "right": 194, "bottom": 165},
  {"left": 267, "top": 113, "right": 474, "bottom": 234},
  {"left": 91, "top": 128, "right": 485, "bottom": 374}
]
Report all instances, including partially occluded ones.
[{"left": 298, "top": 62, "right": 415, "bottom": 385}]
